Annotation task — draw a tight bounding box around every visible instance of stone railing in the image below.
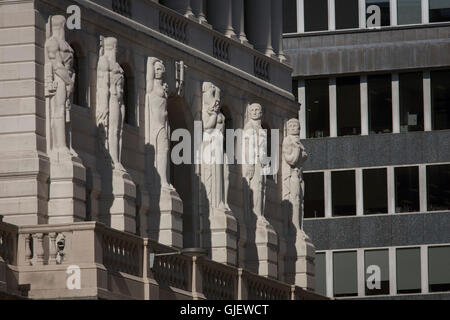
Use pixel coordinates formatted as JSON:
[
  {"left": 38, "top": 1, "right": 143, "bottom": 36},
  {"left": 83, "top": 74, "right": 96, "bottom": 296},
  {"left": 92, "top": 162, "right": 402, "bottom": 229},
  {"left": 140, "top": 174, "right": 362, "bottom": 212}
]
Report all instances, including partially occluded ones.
[
  {"left": 73, "top": 0, "right": 292, "bottom": 93},
  {"left": 0, "top": 219, "right": 325, "bottom": 300}
]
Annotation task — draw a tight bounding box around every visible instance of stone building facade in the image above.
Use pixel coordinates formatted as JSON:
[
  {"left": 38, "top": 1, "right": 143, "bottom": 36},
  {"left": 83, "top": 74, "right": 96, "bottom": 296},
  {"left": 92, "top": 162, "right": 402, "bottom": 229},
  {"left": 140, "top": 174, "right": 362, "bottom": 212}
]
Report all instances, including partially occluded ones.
[{"left": 0, "top": 0, "right": 317, "bottom": 299}]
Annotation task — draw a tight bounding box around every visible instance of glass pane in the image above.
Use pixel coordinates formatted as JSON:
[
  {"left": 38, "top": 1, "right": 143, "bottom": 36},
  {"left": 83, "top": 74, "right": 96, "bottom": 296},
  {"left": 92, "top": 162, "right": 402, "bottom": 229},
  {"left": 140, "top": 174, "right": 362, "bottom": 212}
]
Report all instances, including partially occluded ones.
[
  {"left": 332, "top": 170, "right": 356, "bottom": 217},
  {"left": 395, "top": 167, "right": 420, "bottom": 213},
  {"left": 428, "top": 246, "right": 450, "bottom": 292},
  {"left": 333, "top": 251, "right": 358, "bottom": 297},
  {"left": 365, "top": 249, "right": 390, "bottom": 296},
  {"left": 336, "top": 0, "right": 359, "bottom": 29},
  {"left": 304, "top": 0, "right": 328, "bottom": 32},
  {"left": 304, "top": 172, "right": 325, "bottom": 218},
  {"left": 368, "top": 74, "right": 392, "bottom": 134},
  {"left": 430, "top": 0, "right": 450, "bottom": 23},
  {"left": 397, "top": 0, "right": 422, "bottom": 25},
  {"left": 396, "top": 248, "right": 421, "bottom": 294},
  {"left": 337, "top": 76, "right": 361, "bottom": 136},
  {"left": 366, "top": 0, "right": 391, "bottom": 26},
  {"left": 283, "top": 0, "right": 297, "bottom": 33},
  {"left": 399, "top": 72, "right": 424, "bottom": 132},
  {"left": 306, "top": 79, "right": 330, "bottom": 138},
  {"left": 363, "top": 168, "right": 388, "bottom": 215},
  {"left": 315, "top": 252, "right": 327, "bottom": 296},
  {"left": 431, "top": 70, "right": 450, "bottom": 130},
  {"left": 427, "top": 165, "right": 450, "bottom": 211}
]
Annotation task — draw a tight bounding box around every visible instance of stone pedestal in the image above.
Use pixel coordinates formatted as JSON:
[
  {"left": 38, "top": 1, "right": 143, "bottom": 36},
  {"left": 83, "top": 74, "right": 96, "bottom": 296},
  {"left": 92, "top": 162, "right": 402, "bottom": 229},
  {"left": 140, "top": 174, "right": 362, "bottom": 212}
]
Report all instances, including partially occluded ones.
[
  {"left": 286, "top": 230, "right": 315, "bottom": 291},
  {"left": 248, "top": 218, "right": 278, "bottom": 279},
  {"left": 203, "top": 207, "right": 238, "bottom": 266},
  {"left": 148, "top": 187, "right": 183, "bottom": 249},
  {"left": 99, "top": 169, "right": 136, "bottom": 234},
  {"left": 48, "top": 153, "right": 86, "bottom": 224}
]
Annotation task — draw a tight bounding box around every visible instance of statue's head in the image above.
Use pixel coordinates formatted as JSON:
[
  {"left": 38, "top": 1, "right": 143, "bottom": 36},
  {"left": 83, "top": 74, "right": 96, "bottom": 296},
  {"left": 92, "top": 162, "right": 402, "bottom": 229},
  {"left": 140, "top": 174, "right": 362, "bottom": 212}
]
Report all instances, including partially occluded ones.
[
  {"left": 104, "top": 37, "right": 118, "bottom": 54},
  {"left": 203, "top": 82, "right": 221, "bottom": 112},
  {"left": 287, "top": 118, "right": 300, "bottom": 136},
  {"left": 248, "top": 103, "right": 263, "bottom": 121},
  {"left": 154, "top": 60, "right": 165, "bottom": 79},
  {"left": 51, "top": 15, "right": 66, "bottom": 33}
]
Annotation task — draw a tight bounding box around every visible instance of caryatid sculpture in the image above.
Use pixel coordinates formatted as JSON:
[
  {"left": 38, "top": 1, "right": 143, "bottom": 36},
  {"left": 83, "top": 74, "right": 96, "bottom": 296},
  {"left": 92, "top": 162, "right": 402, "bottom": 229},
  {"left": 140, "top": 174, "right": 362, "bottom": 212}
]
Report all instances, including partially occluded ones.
[
  {"left": 45, "top": 15, "right": 75, "bottom": 157},
  {"left": 202, "top": 82, "right": 229, "bottom": 209},
  {"left": 282, "top": 118, "right": 308, "bottom": 230},
  {"left": 96, "top": 36, "right": 126, "bottom": 171},
  {"left": 145, "top": 57, "right": 172, "bottom": 190},
  {"left": 243, "top": 103, "right": 269, "bottom": 225}
]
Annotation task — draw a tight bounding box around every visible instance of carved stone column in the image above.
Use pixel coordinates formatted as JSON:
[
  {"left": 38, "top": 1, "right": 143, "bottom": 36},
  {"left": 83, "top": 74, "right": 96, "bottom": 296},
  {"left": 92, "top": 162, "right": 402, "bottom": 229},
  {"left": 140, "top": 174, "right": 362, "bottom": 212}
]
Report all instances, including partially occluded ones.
[
  {"left": 160, "top": 0, "right": 194, "bottom": 18},
  {"left": 191, "top": 0, "right": 209, "bottom": 25},
  {"left": 245, "top": 0, "right": 275, "bottom": 56},
  {"left": 232, "top": 0, "right": 250, "bottom": 46},
  {"left": 282, "top": 118, "right": 315, "bottom": 290},
  {"left": 271, "top": 0, "right": 287, "bottom": 62},
  {"left": 200, "top": 82, "right": 238, "bottom": 266},
  {"left": 45, "top": 15, "right": 87, "bottom": 224},
  {"left": 207, "top": 0, "right": 237, "bottom": 38}
]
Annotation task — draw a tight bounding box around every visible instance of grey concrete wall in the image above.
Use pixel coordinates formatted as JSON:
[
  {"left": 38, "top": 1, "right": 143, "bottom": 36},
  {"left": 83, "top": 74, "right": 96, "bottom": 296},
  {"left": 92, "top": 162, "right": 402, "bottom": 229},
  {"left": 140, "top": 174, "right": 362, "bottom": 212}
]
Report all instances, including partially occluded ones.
[
  {"left": 304, "top": 212, "right": 450, "bottom": 251},
  {"left": 302, "top": 130, "right": 450, "bottom": 171},
  {"left": 284, "top": 23, "right": 450, "bottom": 77}
]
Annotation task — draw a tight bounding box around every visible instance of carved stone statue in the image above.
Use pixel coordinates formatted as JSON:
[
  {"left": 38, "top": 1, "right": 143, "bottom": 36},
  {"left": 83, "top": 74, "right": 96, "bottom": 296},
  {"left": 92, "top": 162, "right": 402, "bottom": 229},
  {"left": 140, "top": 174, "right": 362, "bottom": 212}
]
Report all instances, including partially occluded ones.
[
  {"left": 201, "top": 82, "right": 228, "bottom": 209},
  {"left": 282, "top": 118, "right": 308, "bottom": 230},
  {"left": 145, "top": 57, "right": 172, "bottom": 190},
  {"left": 96, "top": 36, "right": 125, "bottom": 171},
  {"left": 243, "top": 103, "right": 269, "bottom": 225},
  {"left": 45, "top": 15, "right": 75, "bottom": 158}
]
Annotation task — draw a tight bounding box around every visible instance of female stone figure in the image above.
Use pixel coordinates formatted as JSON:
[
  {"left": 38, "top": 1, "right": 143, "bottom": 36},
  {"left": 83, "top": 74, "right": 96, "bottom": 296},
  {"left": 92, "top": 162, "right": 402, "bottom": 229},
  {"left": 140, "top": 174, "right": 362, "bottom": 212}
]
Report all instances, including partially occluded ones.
[
  {"left": 45, "top": 15, "right": 75, "bottom": 157},
  {"left": 96, "top": 36, "right": 125, "bottom": 171},
  {"left": 145, "top": 57, "right": 172, "bottom": 190},
  {"left": 202, "top": 82, "right": 227, "bottom": 209},
  {"left": 282, "top": 118, "right": 308, "bottom": 230},
  {"left": 243, "top": 103, "right": 268, "bottom": 225}
]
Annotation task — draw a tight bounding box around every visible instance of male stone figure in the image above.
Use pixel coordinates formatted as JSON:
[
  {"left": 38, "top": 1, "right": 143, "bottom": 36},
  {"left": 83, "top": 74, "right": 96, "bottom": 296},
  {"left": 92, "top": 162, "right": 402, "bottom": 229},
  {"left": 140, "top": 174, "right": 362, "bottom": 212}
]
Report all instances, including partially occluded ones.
[
  {"left": 96, "top": 36, "right": 126, "bottom": 172},
  {"left": 282, "top": 118, "right": 308, "bottom": 230},
  {"left": 202, "top": 82, "right": 228, "bottom": 209},
  {"left": 282, "top": 118, "right": 315, "bottom": 290},
  {"left": 243, "top": 103, "right": 269, "bottom": 225},
  {"left": 146, "top": 57, "right": 172, "bottom": 190},
  {"left": 45, "top": 15, "right": 75, "bottom": 158}
]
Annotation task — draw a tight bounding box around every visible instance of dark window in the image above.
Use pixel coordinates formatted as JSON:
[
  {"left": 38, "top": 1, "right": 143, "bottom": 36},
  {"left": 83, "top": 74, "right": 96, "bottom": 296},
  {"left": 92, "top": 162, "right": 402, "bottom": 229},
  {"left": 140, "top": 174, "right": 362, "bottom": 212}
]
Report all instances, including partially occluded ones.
[
  {"left": 399, "top": 72, "right": 424, "bottom": 132},
  {"left": 431, "top": 70, "right": 450, "bottom": 130},
  {"left": 363, "top": 168, "right": 388, "bottom": 214},
  {"left": 427, "top": 165, "right": 450, "bottom": 211},
  {"left": 336, "top": 0, "right": 359, "bottom": 29},
  {"left": 332, "top": 170, "right": 356, "bottom": 217},
  {"left": 430, "top": 0, "right": 450, "bottom": 23},
  {"left": 396, "top": 248, "right": 421, "bottom": 294},
  {"left": 292, "top": 79, "right": 299, "bottom": 101},
  {"left": 366, "top": 0, "right": 391, "bottom": 26},
  {"left": 368, "top": 74, "right": 392, "bottom": 134},
  {"left": 333, "top": 251, "right": 358, "bottom": 297},
  {"left": 304, "top": 0, "right": 328, "bottom": 32},
  {"left": 121, "top": 64, "right": 136, "bottom": 126},
  {"left": 337, "top": 76, "right": 361, "bottom": 136},
  {"left": 365, "top": 249, "right": 390, "bottom": 296},
  {"left": 306, "top": 78, "right": 330, "bottom": 138},
  {"left": 428, "top": 246, "right": 450, "bottom": 292},
  {"left": 395, "top": 166, "right": 420, "bottom": 213},
  {"left": 70, "top": 43, "right": 87, "bottom": 107},
  {"left": 315, "top": 252, "right": 327, "bottom": 296},
  {"left": 283, "top": 0, "right": 298, "bottom": 33},
  {"left": 304, "top": 172, "right": 325, "bottom": 218},
  {"left": 397, "top": 0, "right": 422, "bottom": 25}
]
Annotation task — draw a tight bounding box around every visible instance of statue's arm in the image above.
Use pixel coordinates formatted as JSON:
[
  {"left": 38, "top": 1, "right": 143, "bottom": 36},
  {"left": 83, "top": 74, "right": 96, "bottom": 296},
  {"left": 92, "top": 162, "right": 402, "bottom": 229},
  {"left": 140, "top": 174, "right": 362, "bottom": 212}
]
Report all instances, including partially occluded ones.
[
  {"left": 202, "top": 111, "right": 218, "bottom": 130},
  {"left": 283, "top": 141, "right": 300, "bottom": 166}
]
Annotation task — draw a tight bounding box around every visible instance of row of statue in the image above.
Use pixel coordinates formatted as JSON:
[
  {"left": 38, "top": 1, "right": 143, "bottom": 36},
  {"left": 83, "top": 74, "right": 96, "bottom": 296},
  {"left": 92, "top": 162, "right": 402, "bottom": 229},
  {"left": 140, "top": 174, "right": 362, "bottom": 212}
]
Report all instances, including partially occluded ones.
[{"left": 44, "top": 15, "right": 308, "bottom": 232}]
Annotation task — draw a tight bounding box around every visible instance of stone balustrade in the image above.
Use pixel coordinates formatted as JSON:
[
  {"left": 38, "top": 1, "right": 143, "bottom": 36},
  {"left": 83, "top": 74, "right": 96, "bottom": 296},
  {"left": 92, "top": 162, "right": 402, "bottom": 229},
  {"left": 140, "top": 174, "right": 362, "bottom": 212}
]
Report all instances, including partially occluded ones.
[
  {"left": 83, "top": 0, "right": 292, "bottom": 92},
  {"left": 0, "top": 219, "right": 325, "bottom": 300}
]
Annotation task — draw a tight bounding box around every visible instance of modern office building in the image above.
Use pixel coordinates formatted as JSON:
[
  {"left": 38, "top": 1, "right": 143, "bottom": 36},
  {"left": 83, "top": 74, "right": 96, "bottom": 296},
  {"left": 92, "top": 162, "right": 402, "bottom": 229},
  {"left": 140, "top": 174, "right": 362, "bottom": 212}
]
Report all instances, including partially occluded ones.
[
  {"left": 283, "top": 0, "right": 450, "bottom": 299},
  {"left": 0, "top": 0, "right": 323, "bottom": 300}
]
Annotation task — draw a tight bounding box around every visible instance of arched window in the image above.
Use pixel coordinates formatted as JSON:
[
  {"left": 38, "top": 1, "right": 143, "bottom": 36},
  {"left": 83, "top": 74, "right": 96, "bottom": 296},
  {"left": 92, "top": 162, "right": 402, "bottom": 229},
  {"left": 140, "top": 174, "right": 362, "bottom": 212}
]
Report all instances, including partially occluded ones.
[
  {"left": 70, "top": 43, "right": 87, "bottom": 107},
  {"left": 120, "top": 64, "right": 136, "bottom": 126}
]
